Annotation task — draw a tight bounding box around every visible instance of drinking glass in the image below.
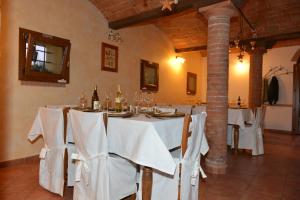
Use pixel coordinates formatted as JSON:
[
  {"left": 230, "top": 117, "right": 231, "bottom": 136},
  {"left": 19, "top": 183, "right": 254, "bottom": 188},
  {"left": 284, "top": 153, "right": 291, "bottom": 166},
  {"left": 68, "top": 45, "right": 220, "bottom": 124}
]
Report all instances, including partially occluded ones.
[
  {"left": 104, "top": 90, "right": 112, "bottom": 112},
  {"left": 79, "top": 94, "right": 88, "bottom": 108}
]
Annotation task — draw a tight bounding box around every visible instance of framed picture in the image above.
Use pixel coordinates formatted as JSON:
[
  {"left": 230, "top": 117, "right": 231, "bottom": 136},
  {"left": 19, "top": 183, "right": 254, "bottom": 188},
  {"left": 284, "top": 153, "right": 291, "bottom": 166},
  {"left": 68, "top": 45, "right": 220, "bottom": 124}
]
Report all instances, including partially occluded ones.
[
  {"left": 187, "top": 72, "right": 197, "bottom": 95},
  {"left": 101, "top": 42, "right": 118, "bottom": 72},
  {"left": 140, "top": 59, "right": 159, "bottom": 92}
]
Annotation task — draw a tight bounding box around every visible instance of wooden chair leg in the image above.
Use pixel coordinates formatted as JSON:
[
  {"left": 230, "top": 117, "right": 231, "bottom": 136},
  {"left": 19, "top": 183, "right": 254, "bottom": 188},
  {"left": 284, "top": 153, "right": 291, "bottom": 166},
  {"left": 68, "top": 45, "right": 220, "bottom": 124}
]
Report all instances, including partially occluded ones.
[{"left": 142, "top": 167, "right": 153, "bottom": 200}]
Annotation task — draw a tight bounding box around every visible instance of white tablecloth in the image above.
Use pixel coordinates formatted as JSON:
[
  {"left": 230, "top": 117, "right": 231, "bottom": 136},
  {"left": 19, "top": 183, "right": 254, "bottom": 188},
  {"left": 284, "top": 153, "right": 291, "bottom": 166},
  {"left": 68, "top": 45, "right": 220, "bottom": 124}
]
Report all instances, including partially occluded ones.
[
  {"left": 107, "top": 115, "right": 184, "bottom": 175},
  {"left": 193, "top": 106, "right": 254, "bottom": 129}
]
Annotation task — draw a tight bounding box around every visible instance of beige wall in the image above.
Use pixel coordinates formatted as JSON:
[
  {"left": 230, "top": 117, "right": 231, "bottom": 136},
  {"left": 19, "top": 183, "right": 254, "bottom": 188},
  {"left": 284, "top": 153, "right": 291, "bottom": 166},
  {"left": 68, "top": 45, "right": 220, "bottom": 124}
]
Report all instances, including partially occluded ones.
[
  {"left": 0, "top": 0, "right": 201, "bottom": 162},
  {"left": 263, "top": 46, "right": 299, "bottom": 131}
]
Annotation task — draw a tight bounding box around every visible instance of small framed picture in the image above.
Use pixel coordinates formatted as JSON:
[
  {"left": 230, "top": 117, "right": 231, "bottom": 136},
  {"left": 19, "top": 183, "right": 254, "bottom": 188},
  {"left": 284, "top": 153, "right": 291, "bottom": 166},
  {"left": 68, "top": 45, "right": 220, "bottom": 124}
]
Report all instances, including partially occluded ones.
[
  {"left": 140, "top": 59, "right": 159, "bottom": 92},
  {"left": 101, "top": 42, "right": 118, "bottom": 72},
  {"left": 187, "top": 72, "right": 197, "bottom": 95}
]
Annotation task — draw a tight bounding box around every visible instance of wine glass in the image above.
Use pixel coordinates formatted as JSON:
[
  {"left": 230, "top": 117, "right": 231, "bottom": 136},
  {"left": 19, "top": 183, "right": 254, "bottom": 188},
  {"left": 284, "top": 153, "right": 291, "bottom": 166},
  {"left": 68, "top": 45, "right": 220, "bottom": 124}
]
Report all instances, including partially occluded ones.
[
  {"left": 121, "top": 91, "right": 128, "bottom": 111},
  {"left": 104, "top": 90, "right": 112, "bottom": 112},
  {"left": 79, "top": 93, "right": 88, "bottom": 108},
  {"left": 134, "top": 91, "right": 142, "bottom": 106}
]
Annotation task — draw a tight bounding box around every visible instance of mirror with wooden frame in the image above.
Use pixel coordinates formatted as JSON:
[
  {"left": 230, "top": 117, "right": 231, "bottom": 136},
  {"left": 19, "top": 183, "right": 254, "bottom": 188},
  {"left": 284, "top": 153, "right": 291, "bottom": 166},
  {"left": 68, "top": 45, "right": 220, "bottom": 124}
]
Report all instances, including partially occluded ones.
[
  {"left": 187, "top": 72, "right": 197, "bottom": 95},
  {"left": 19, "top": 28, "right": 71, "bottom": 84}
]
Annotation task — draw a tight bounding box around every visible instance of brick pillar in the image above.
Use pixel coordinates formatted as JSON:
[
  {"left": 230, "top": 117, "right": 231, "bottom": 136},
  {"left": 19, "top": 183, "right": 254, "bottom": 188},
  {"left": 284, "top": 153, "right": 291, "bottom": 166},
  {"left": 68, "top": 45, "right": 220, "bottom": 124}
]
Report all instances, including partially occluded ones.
[
  {"left": 248, "top": 47, "right": 266, "bottom": 109},
  {"left": 200, "top": 3, "right": 235, "bottom": 174}
]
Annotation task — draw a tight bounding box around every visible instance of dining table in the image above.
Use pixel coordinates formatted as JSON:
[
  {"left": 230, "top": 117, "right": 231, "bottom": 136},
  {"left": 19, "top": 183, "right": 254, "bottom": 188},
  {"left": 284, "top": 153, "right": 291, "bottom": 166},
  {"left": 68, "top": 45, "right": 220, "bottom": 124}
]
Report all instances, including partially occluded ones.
[
  {"left": 66, "top": 110, "right": 209, "bottom": 200},
  {"left": 107, "top": 114, "right": 184, "bottom": 175},
  {"left": 193, "top": 105, "right": 255, "bottom": 153}
]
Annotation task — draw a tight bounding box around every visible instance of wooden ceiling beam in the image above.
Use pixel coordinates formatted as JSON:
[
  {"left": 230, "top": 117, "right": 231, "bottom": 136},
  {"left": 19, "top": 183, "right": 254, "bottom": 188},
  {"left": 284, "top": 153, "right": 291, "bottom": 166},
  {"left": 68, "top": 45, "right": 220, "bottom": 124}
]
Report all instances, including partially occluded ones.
[
  {"left": 175, "top": 31, "right": 300, "bottom": 53},
  {"left": 175, "top": 45, "right": 207, "bottom": 53},
  {"left": 109, "top": 0, "right": 228, "bottom": 30}
]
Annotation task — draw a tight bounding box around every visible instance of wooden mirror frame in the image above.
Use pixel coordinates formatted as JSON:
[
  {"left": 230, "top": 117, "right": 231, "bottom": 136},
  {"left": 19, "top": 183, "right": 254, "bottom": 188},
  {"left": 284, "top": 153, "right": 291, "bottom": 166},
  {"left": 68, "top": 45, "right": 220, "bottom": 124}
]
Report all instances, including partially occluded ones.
[
  {"left": 187, "top": 72, "right": 197, "bottom": 95},
  {"left": 19, "top": 28, "right": 71, "bottom": 84},
  {"left": 140, "top": 59, "right": 159, "bottom": 92}
]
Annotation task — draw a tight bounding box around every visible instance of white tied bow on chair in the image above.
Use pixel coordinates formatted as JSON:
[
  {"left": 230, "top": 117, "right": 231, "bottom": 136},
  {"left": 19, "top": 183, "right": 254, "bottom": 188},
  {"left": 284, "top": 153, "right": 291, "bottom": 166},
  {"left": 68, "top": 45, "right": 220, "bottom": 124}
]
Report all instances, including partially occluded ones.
[{"left": 71, "top": 152, "right": 108, "bottom": 185}]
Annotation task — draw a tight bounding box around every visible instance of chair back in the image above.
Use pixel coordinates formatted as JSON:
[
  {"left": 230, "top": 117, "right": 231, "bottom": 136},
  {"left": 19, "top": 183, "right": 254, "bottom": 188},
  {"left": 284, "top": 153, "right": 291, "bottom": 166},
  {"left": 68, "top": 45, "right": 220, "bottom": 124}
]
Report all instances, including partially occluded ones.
[
  {"left": 69, "top": 110, "right": 108, "bottom": 157},
  {"left": 183, "top": 112, "right": 208, "bottom": 161},
  {"left": 37, "top": 107, "right": 65, "bottom": 147}
]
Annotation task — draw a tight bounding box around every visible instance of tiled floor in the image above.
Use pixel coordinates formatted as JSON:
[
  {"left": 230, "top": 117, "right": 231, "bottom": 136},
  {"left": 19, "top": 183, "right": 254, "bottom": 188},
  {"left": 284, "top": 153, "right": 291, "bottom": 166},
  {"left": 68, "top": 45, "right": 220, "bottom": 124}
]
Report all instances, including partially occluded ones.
[
  {"left": 200, "top": 131, "right": 300, "bottom": 200},
  {"left": 0, "top": 132, "right": 299, "bottom": 200}
]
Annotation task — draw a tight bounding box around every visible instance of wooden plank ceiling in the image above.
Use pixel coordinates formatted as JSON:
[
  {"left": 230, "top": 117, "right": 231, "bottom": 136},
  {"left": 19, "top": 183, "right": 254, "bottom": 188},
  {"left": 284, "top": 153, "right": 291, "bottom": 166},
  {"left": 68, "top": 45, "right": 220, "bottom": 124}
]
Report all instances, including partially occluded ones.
[{"left": 89, "top": 0, "right": 300, "bottom": 51}]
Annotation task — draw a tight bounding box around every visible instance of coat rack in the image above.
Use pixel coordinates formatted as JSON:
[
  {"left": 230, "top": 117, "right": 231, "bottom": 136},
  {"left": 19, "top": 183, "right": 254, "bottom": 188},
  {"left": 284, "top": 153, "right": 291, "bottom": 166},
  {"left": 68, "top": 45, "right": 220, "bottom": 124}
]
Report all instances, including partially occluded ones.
[{"left": 264, "top": 65, "right": 293, "bottom": 79}]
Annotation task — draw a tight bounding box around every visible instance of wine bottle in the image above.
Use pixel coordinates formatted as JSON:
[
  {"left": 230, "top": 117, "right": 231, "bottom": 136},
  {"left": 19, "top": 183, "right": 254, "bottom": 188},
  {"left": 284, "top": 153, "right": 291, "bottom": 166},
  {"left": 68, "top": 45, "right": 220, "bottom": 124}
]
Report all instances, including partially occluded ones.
[
  {"left": 237, "top": 96, "right": 241, "bottom": 107},
  {"left": 91, "top": 85, "right": 100, "bottom": 110},
  {"left": 115, "top": 85, "right": 122, "bottom": 112}
]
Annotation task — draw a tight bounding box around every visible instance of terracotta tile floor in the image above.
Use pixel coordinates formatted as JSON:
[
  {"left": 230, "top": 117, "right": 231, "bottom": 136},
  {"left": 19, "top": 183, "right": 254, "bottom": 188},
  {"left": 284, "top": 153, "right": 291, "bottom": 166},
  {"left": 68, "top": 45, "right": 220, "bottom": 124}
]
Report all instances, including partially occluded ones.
[{"left": 0, "top": 132, "right": 299, "bottom": 200}]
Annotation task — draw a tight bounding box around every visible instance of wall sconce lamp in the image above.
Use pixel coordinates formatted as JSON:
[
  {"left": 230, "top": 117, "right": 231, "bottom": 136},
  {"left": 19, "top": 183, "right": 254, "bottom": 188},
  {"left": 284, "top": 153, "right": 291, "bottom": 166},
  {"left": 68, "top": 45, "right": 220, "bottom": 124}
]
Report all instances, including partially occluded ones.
[{"left": 175, "top": 56, "right": 185, "bottom": 64}]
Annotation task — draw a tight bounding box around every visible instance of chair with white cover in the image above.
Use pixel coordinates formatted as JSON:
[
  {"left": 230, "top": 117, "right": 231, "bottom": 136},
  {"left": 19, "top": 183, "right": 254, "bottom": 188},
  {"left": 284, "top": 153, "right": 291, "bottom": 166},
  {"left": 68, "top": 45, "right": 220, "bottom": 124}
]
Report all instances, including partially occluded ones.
[
  {"left": 238, "top": 107, "right": 265, "bottom": 155},
  {"left": 46, "top": 105, "right": 76, "bottom": 187},
  {"left": 69, "top": 109, "right": 137, "bottom": 200},
  {"left": 28, "top": 107, "right": 67, "bottom": 196},
  {"left": 137, "top": 112, "right": 209, "bottom": 200}
]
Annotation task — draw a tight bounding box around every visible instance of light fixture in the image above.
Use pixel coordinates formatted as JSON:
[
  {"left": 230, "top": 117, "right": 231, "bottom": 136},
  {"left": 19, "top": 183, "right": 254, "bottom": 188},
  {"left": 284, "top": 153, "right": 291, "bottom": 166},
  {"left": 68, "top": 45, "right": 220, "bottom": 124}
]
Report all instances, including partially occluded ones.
[
  {"left": 108, "top": 29, "right": 122, "bottom": 43},
  {"left": 231, "top": 15, "right": 258, "bottom": 62},
  {"left": 237, "top": 52, "right": 244, "bottom": 63},
  {"left": 175, "top": 56, "right": 185, "bottom": 64}
]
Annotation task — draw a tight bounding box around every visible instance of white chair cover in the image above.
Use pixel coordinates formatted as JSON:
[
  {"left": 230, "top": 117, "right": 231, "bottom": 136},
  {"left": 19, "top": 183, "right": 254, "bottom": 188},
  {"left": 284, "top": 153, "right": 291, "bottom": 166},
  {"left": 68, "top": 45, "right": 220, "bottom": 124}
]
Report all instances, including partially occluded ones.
[
  {"left": 69, "top": 110, "right": 137, "bottom": 200},
  {"left": 180, "top": 112, "right": 208, "bottom": 200},
  {"left": 172, "top": 104, "right": 193, "bottom": 115},
  {"left": 66, "top": 113, "right": 76, "bottom": 186},
  {"left": 237, "top": 107, "right": 264, "bottom": 155},
  {"left": 27, "top": 107, "right": 66, "bottom": 196},
  {"left": 137, "top": 112, "right": 209, "bottom": 200},
  {"left": 46, "top": 104, "right": 76, "bottom": 187}
]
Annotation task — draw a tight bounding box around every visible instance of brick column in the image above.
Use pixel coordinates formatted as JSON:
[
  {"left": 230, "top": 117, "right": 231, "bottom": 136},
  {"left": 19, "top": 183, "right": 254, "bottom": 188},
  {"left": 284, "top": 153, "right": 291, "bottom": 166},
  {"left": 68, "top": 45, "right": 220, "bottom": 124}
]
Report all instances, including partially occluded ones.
[
  {"left": 200, "top": 3, "right": 235, "bottom": 174},
  {"left": 248, "top": 47, "right": 266, "bottom": 109}
]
